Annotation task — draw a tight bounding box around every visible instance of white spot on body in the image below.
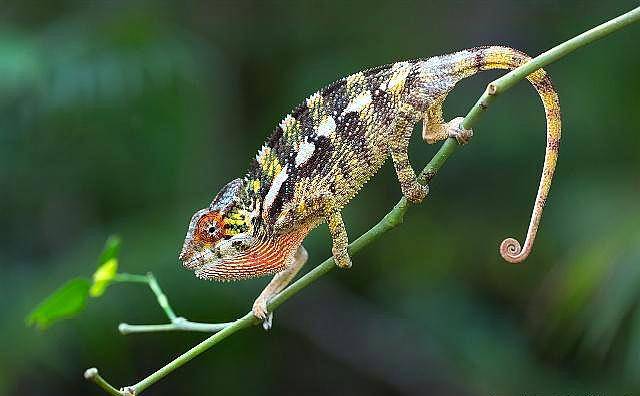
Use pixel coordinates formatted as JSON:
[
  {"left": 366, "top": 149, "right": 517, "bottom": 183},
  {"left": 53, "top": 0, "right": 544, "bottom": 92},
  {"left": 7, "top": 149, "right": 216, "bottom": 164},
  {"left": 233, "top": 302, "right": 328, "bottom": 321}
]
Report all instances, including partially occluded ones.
[
  {"left": 295, "top": 141, "right": 316, "bottom": 166},
  {"left": 387, "top": 62, "right": 411, "bottom": 89},
  {"left": 262, "top": 165, "right": 289, "bottom": 215},
  {"left": 449, "top": 50, "right": 472, "bottom": 64},
  {"left": 343, "top": 91, "right": 372, "bottom": 114},
  {"left": 316, "top": 116, "right": 336, "bottom": 137},
  {"left": 418, "top": 56, "right": 442, "bottom": 69},
  {"left": 419, "top": 50, "right": 472, "bottom": 73}
]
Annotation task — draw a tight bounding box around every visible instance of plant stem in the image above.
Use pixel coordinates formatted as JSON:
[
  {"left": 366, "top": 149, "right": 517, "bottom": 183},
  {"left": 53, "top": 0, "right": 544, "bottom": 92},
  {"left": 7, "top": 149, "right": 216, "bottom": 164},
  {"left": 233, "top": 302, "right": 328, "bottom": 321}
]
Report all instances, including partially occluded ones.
[
  {"left": 85, "top": 6, "right": 640, "bottom": 395},
  {"left": 463, "top": 6, "right": 640, "bottom": 130},
  {"left": 145, "top": 273, "right": 178, "bottom": 321},
  {"left": 113, "top": 272, "right": 235, "bottom": 334},
  {"left": 112, "top": 273, "right": 148, "bottom": 283},
  {"left": 118, "top": 318, "right": 233, "bottom": 334},
  {"left": 113, "top": 272, "right": 178, "bottom": 321},
  {"left": 132, "top": 313, "right": 257, "bottom": 394},
  {"left": 84, "top": 368, "right": 122, "bottom": 396}
]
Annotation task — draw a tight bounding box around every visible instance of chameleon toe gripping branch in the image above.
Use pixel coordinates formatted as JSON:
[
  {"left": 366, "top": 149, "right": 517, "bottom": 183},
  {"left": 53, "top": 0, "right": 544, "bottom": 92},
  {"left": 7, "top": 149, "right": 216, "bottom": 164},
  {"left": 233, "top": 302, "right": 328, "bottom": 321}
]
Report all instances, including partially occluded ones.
[{"left": 179, "top": 45, "right": 561, "bottom": 324}]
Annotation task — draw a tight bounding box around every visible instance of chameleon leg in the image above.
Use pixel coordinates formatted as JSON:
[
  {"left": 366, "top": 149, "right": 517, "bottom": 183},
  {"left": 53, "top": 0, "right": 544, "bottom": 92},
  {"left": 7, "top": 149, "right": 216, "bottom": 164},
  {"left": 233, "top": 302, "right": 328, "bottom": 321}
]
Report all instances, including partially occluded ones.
[
  {"left": 389, "top": 106, "right": 429, "bottom": 203},
  {"left": 422, "top": 96, "right": 473, "bottom": 145},
  {"left": 325, "top": 204, "right": 352, "bottom": 269},
  {"left": 274, "top": 193, "right": 351, "bottom": 269},
  {"left": 252, "top": 245, "right": 308, "bottom": 329}
]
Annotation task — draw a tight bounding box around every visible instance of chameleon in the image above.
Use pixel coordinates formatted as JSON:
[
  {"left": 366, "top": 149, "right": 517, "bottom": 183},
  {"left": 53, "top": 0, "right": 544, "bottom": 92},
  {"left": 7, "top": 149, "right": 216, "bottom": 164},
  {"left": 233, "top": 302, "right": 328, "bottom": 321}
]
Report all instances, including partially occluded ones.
[{"left": 179, "top": 46, "right": 561, "bottom": 327}]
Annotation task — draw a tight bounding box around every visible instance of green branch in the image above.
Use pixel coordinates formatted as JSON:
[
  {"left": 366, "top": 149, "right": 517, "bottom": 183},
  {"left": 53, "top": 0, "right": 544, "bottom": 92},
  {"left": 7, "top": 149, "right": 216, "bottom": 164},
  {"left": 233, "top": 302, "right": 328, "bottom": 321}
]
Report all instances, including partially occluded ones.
[
  {"left": 84, "top": 6, "right": 640, "bottom": 395},
  {"left": 113, "top": 272, "right": 233, "bottom": 334},
  {"left": 84, "top": 368, "right": 122, "bottom": 396}
]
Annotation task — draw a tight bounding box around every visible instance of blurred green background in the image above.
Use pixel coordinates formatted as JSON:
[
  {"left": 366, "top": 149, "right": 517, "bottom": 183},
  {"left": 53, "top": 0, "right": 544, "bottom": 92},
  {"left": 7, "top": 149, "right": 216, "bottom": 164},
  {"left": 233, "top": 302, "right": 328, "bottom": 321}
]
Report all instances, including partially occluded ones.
[{"left": 2, "top": 1, "right": 640, "bottom": 395}]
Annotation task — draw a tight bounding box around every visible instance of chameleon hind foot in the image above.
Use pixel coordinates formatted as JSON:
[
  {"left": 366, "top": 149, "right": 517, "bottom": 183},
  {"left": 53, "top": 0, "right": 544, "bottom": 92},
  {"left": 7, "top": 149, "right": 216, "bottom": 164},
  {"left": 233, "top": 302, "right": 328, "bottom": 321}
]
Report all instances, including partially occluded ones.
[
  {"left": 402, "top": 183, "right": 429, "bottom": 204},
  {"left": 446, "top": 117, "right": 473, "bottom": 145},
  {"left": 332, "top": 245, "right": 352, "bottom": 269}
]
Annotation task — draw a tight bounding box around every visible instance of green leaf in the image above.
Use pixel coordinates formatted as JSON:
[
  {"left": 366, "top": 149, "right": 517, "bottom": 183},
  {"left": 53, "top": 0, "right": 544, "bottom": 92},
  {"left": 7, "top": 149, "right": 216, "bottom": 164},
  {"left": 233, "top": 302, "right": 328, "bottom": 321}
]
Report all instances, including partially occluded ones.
[
  {"left": 90, "top": 235, "right": 122, "bottom": 297},
  {"left": 97, "top": 235, "right": 121, "bottom": 266},
  {"left": 90, "top": 258, "right": 118, "bottom": 297},
  {"left": 26, "top": 277, "right": 91, "bottom": 330}
]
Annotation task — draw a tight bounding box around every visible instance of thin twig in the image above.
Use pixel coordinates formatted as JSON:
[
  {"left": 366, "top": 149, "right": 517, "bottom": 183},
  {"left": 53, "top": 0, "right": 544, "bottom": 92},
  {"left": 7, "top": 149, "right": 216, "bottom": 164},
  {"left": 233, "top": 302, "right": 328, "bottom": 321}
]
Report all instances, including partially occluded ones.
[
  {"left": 118, "top": 318, "right": 233, "bottom": 334},
  {"left": 113, "top": 272, "right": 234, "bottom": 334},
  {"left": 113, "top": 272, "right": 179, "bottom": 322},
  {"left": 84, "top": 6, "right": 640, "bottom": 395},
  {"left": 84, "top": 368, "right": 122, "bottom": 396},
  {"left": 145, "top": 273, "right": 178, "bottom": 321}
]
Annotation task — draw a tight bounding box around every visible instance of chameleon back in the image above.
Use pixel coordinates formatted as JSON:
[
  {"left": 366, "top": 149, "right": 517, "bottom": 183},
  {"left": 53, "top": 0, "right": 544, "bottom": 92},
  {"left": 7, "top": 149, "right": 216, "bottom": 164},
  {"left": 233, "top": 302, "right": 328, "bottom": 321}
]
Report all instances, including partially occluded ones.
[{"left": 245, "top": 60, "right": 426, "bottom": 227}]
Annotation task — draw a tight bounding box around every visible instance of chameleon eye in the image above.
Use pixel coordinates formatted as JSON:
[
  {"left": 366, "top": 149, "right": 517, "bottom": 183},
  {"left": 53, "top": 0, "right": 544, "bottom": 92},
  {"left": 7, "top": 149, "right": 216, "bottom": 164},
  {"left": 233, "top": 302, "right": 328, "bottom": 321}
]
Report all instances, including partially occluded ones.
[{"left": 195, "top": 211, "right": 225, "bottom": 242}]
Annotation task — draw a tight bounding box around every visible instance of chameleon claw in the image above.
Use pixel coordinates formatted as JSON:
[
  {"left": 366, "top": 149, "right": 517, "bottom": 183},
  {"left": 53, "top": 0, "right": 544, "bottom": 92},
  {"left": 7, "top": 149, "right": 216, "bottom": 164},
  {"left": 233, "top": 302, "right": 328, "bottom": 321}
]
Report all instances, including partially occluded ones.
[
  {"left": 262, "top": 312, "right": 273, "bottom": 331},
  {"left": 252, "top": 298, "right": 268, "bottom": 318},
  {"left": 446, "top": 116, "right": 473, "bottom": 145}
]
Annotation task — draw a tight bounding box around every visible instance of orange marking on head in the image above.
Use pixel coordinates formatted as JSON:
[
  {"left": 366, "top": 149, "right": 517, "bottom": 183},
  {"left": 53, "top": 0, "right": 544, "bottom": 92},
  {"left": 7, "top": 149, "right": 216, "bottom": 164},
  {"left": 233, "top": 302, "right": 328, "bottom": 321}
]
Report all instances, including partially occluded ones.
[{"left": 195, "top": 211, "right": 225, "bottom": 244}]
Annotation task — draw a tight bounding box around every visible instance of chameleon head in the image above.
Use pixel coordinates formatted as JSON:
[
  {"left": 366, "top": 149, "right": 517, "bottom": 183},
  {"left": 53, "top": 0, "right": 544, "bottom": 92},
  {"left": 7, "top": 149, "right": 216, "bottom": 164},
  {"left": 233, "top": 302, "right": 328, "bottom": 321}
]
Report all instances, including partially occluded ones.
[
  {"left": 179, "top": 178, "right": 254, "bottom": 280},
  {"left": 179, "top": 178, "right": 305, "bottom": 281}
]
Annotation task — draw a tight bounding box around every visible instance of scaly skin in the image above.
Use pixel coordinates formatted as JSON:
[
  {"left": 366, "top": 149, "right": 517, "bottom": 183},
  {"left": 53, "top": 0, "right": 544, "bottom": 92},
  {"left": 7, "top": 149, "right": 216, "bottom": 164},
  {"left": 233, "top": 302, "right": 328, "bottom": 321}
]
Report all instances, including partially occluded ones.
[{"left": 179, "top": 46, "right": 561, "bottom": 322}]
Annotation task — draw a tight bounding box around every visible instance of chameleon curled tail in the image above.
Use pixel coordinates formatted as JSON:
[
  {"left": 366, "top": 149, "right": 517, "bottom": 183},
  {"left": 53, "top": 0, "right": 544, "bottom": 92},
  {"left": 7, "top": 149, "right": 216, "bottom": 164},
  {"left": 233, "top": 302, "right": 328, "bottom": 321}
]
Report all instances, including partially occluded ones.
[{"left": 455, "top": 46, "right": 561, "bottom": 263}]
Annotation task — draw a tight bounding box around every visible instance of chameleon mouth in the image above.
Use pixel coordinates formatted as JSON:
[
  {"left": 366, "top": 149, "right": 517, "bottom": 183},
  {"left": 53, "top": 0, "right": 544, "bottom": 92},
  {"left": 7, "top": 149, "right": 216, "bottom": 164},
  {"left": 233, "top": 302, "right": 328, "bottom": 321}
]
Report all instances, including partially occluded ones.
[
  {"left": 180, "top": 248, "right": 216, "bottom": 271},
  {"left": 182, "top": 256, "right": 205, "bottom": 271}
]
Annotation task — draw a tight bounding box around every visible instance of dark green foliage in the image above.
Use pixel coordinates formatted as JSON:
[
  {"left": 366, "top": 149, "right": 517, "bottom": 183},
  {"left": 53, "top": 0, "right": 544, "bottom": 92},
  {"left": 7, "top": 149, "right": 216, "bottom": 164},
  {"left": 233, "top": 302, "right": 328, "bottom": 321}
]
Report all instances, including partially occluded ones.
[
  {"left": 3, "top": 1, "right": 640, "bottom": 395},
  {"left": 532, "top": 223, "right": 640, "bottom": 376}
]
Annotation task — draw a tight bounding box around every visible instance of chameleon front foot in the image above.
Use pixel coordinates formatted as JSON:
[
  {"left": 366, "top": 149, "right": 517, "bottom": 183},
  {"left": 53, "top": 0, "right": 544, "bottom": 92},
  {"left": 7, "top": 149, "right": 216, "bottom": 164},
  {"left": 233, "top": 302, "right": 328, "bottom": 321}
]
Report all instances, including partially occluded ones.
[
  {"left": 324, "top": 200, "right": 353, "bottom": 269},
  {"left": 250, "top": 245, "right": 309, "bottom": 331},
  {"left": 332, "top": 246, "right": 352, "bottom": 269},
  {"left": 252, "top": 296, "right": 274, "bottom": 330},
  {"left": 446, "top": 117, "right": 473, "bottom": 145}
]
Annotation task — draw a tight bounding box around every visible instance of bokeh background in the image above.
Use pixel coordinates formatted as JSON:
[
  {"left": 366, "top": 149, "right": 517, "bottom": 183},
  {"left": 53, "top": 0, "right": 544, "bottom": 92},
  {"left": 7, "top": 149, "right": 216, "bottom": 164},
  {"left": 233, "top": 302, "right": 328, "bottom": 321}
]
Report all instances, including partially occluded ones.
[{"left": 2, "top": 1, "right": 640, "bottom": 395}]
